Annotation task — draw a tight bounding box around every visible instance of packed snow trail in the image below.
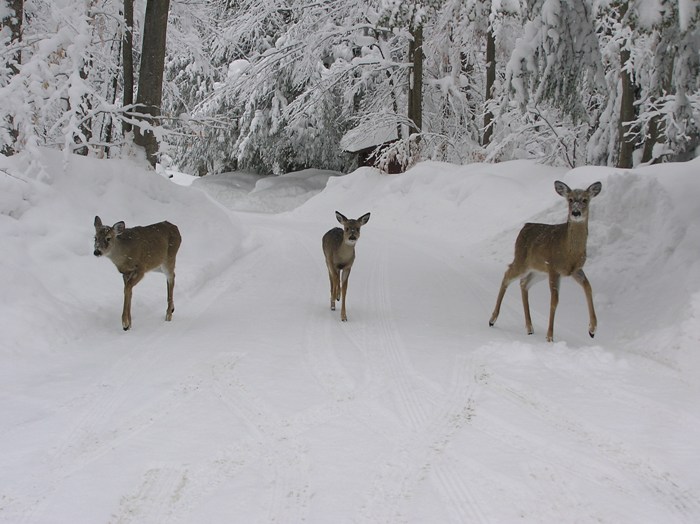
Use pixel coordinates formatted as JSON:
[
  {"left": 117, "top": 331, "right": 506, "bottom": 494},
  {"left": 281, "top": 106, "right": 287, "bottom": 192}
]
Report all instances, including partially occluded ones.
[{"left": 1, "top": 152, "right": 699, "bottom": 523}]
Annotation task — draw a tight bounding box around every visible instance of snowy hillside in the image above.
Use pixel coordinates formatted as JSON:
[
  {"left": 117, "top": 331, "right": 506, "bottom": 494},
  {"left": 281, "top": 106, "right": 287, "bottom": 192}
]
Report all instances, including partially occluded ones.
[{"left": 1, "top": 150, "right": 699, "bottom": 523}]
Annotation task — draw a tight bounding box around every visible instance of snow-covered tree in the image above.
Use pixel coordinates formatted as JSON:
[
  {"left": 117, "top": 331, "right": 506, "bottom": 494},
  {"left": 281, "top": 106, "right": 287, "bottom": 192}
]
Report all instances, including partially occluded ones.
[{"left": 0, "top": 0, "right": 127, "bottom": 158}]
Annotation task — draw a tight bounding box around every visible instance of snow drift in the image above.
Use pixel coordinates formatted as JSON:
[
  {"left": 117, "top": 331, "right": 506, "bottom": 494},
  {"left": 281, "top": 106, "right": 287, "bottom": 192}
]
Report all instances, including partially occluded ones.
[{"left": 1, "top": 150, "right": 699, "bottom": 523}]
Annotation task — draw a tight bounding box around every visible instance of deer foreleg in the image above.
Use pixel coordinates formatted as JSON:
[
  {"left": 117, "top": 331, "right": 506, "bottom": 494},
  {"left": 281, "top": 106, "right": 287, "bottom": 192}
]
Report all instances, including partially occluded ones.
[
  {"left": 573, "top": 269, "right": 596, "bottom": 338},
  {"left": 327, "top": 266, "right": 339, "bottom": 310},
  {"left": 546, "top": 272, "right": 561, "bottom": 342},
  {"left": 122, "top": 270, "right": 144, "bottom": 331},
  {"left": 489, "top": 266, "right": 519, "bottom": 327},
  {"left": 340, "top": 267, "right": 351, "bottom": 322}
]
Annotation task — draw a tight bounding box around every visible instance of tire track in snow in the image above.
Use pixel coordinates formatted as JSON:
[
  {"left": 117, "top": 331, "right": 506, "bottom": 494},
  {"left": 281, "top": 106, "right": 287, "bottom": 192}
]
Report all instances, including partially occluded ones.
[
  {"left": 296, "top": 229, "right": 361, "bottom": 405},
  {"left": 113, "top": 466, "right": 188, "bottom": 524},
  {"left": 145, "top": 348, "right": 314, "bottom": 523},
  {"left": 11, "top": 330, "right": 208, "bottom": 524},
  {"left": 211, "top": 355, "right": 312, "bottom": 524},
  {"left": 337, "top": 232, "right": 488, "bottom": 522},
  {"left": 431, "top": 460, "right": 490, "bottom": 524},
  {"left": 357, "top": 354, "right": 478, "bottom": 523},
  {"left": 538, "top": 351, "right": 700, "bottom": 441},
  {"left": 522, "top": 461, "right": 591, "bottom": 521},
  {"left": 365, "top": 246, "right": 431, "bottom": 429},
  {"left": 473, "top": 361, "right": 700, "bottom": 521}
]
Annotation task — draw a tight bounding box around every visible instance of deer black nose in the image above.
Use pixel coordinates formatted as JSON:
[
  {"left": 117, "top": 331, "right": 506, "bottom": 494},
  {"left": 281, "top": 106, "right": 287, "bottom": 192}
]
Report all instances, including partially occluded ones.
[
  {"left": 94, "top": 249, "right": 102, "bottom": 256},
  {"left": 572, "top": 210, "right": 581, "bottom": 217}
]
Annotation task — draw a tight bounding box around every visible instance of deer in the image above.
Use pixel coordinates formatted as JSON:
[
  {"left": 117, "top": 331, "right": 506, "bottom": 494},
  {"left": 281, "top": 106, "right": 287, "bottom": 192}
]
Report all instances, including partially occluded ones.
[
  {"left": 488, "top": 180, "right": 602, "bottom": 342},
  {"left": 93, "top": 216, "right": 182, "bottom": 331},
  {"left": 322, "top": 211, "right": 371, "bottom": 321}
]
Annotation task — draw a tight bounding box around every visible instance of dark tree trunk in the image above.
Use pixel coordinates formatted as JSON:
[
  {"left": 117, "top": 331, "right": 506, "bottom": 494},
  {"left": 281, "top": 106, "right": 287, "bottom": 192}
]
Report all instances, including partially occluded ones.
[
  {"left": 133, "top": 0, "right": 170, "bottom": 167},
  {"left": 617, "top": 1, "right": 635, "bottom": 168},
  {"left": 122, "top": 0, "right": 134, "bottom": 134},
  {"left": 483, "top": 24, "right": 496, "bottom": 147},
  {"left": 617, "top": 46, "right": 635, "bottom": 168},
  {"left": 641, "top": 109, "right": 661, "bottom": 164},
  {"left": 2, "top": 0, "right": 23, "bottom": 155},
  {"left": 407, "top": 24, "right": 423, "bottom": 137}
]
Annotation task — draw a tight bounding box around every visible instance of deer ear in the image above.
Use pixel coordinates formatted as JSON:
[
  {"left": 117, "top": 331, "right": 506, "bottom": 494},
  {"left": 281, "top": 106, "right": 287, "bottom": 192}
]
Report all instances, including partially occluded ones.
[
  {"left": 94, "top": 216, "right": 102, "bottom": 229},
  {"left": 113, "top": 221, "right": 126, "bottom": 235},
  {"left": 587, "top": 181, "right": 602, "bottom": 197},
  {"left": 554, "top": 180, "right": 570, "bottom": 197},
  {"left": 335, "top": 211, "right": 347, "bottom": 225},
  {"left": 359, "top": 212, "right": 370, "bottom": 225}
]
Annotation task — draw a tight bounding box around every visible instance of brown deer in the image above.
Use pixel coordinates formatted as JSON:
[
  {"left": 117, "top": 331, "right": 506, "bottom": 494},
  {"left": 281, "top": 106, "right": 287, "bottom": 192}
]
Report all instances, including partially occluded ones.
[
  {"left": 488, "top": 180, "right": 602, "bottom": 342},
  {"left": 94, "top": 216, "right": 182, "bottom": 330},
  {"left": 322, "top": 211, "right": 370, "bottom": 321}
]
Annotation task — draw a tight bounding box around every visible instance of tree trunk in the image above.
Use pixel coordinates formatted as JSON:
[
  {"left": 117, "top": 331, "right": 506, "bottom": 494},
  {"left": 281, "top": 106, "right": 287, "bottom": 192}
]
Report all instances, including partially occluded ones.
[
  {"left": 2, "top": 0, "right": 23, "bottom": 155},
  {"left": 407, "top": 23, "right": 423, "bottom": 136},
  {"left": 641, "top": 109, "right": 661, "bottom": 164},
  {"left": 483, "top": 24, "right": 496, "bottom": 147},
  {"left": 133, "top": 0, "right": 170, "bottom": 167},
  {"left": 617, "top": 46, "right": 635, "bottom": 168},
  {"left": 122, "top": 0, "right": 134, "bottom": 134},
  {"left": 617, "top": 1, "right": 635, "bottom": 168}
]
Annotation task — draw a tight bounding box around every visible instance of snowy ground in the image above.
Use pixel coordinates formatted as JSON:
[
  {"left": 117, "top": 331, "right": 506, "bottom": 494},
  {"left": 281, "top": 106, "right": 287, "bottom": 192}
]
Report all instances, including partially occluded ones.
[{"left": 1, "top": 149, "right": 699, "bottom": 523}]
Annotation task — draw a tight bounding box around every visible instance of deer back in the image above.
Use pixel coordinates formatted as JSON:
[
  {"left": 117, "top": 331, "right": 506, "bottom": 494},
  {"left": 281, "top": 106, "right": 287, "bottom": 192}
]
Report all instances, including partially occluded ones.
[
  {"left": 96, "top": 219, "right": 181, "bottom": 275},
  {"left": 515, "top": 220, "right": 588, "bottom": 276}
]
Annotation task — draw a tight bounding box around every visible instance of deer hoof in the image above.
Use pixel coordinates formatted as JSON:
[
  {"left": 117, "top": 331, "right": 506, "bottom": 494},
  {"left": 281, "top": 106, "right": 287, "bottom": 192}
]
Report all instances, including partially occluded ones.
[
  {"left": 589, "top": 331, "right": 595, "bottom": 338},
  {"left": 489, "top": 320, "right": 495, "bottom": 327}
]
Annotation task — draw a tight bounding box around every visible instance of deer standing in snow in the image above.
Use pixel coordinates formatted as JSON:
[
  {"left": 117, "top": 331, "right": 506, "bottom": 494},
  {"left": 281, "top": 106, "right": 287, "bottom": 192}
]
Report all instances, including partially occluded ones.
[
  {"left": 323, "top": 211, "right": 371, "bottom": 321},
  {"left": 488, "top": 181, "right": 602, "bottom": 342},
  {"left": 93, "top": 216, "right": 182, "bottom": 330}
]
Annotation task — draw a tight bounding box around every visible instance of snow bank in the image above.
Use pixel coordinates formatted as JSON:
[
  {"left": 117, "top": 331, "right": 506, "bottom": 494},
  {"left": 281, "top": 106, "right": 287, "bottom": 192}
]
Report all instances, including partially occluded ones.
[
  {"left": 297, "top": 157, "right": 700, "bottom": 374},
  {"left": 194, "top": 168, "right": 342, "bottom": 213},
  {"left": 0, "top": 149, "right": 242, "bottom": 357}
]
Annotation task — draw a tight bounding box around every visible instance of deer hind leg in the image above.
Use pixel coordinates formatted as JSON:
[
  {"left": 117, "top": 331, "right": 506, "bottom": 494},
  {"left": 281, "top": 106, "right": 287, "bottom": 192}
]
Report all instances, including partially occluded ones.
[
  {"left": 122, "top": 270, "right": 145, "bottom": 331},
  {"left": 546, "top": 272, "right": 561, "bottom": 342},
  {"left": 489, "top": 264, "right": 521, "bottom": 327},
  {"left": 520, "top": 272, "right": 540, "bottom": 335},
  {"left": 573, "top": 269, "right": 597, "bottom": 338},
  {"left": 165, "top": 268, "right": 176, "bottom": 321},
  {"left": 340, "top": 267, "right": 351, "bottom": 322}
]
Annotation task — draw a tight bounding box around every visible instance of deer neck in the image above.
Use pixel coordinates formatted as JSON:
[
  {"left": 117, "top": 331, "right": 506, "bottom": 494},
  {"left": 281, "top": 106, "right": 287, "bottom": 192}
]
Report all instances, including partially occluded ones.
[
  {"left": 564, "top": 217, "right": 589, "bottom": 255},
  {"left": 337, "top": 241, "right": 356, "bottom": 261}
]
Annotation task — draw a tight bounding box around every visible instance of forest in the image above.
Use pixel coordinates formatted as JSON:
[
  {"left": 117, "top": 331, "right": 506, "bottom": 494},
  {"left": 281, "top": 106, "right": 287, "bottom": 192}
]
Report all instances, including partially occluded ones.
[{"left": 1, "top": 0, "right": 699, "bottom": 176}]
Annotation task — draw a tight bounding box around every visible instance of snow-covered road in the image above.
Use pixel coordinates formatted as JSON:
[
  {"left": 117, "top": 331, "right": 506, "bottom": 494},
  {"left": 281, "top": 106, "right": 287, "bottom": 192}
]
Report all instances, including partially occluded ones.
[{"left": 1, "top": 151, "right": 699, "bottom": 523}]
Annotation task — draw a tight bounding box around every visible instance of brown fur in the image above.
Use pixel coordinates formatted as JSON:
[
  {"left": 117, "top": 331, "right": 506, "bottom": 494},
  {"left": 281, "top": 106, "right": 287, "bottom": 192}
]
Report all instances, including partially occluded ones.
[
  {"left": 489, "top": 181, "right": 602, "bottom": 342},
  {"left": 322, "top": 211, "right": 370, "bottom": 321},
  {"left": 94, "top": 216, "right": 181, "bottom": 330}
]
